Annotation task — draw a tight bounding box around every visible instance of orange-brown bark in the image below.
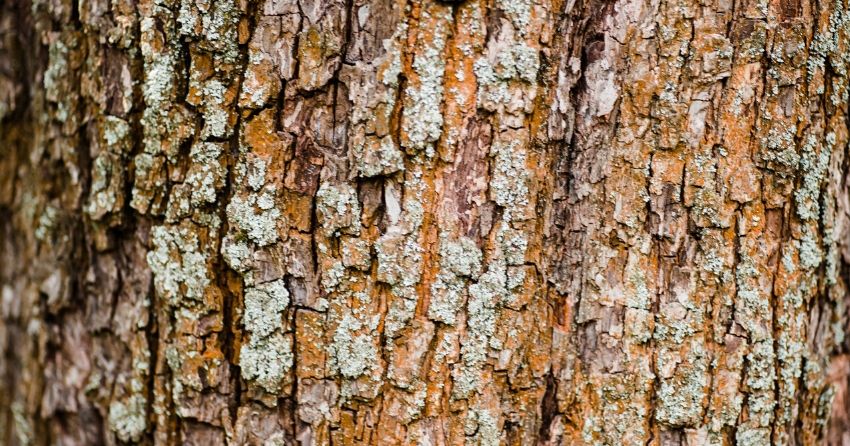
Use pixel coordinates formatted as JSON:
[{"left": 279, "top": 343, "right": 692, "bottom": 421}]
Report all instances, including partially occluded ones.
[{"left": 1, "top": 0, "right": 850, "bottom": 444}]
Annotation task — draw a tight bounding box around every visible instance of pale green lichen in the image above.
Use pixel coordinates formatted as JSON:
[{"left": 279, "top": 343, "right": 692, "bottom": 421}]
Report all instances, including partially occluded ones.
[
  {"left": 320, "top": 259, "right": 346, "bottom": 292},
  {"left": 428, "top": 274, "right": 463, "bottom": 325},
  {"left": 43, "top": 38, "right": 71, "bottom": 121},
  {"left": 734, "top": 254, "right": 770, "bottom": 341},
  {"left": 465, "top": 408, "right": 500, "bottom": 446},
  {"left": 178, "top": 0, "right": 240, "bottom": 63},
  {"left": 108, "top": 394, "right": 147, "bottom": 442},
  {"left": 240, "top": 332, "right": 293, "bottom": 393},
  {"left": 221, "top": 236, "right": 251, "bottom": 273},
  {"left": 200, "top": 79, "right": 231, "bottom": 139},
  {"left": 490, "top": 141, "right": 529, "bottom": 219},
  {"left": 496, "top": 43, "right": 540, "bottom": 83},
  {"left": 498, "top": 226, "right": 528, "bottom": 265},
  {"left": 496, "top": 0, "right": 532, "bottom": 34},
  {"left": 794, "top": 134, "right": 831, "bottom": 221},
  {"left": 341, "top": 237, "right": 372, "bottom": 270},
  {"left": 429, "top": 235, "right": 483, "bottom": 324},
  {"left": 759, "top": 124, "right": 798, "bottom": 173},
  {"left": 186, "top": 142, "right": 226, "bottom": 205},
  {"left": 11, "top": 401, "right": 33, "bottom": 445},
  {"left": 454, "top": 259, "right": 508, "bottom": 399},
  {"left": 146, "top": 225, "right": 210, "bottom": 304},
  {"left": 140, "top": 17, "right": 176, "bottom": 109},
  {"left": 808, "top": 0, "right": 850, "bottom": 79},
  {"left": 776, "top": 312, "right": 805, "bottom": 421},
  {"left": 226, "top": 187, "right": 281, "bottom": 246},
  {"left": 744, "top": 340, "right": 777, "bottom": 427},
  {"left": 377, "top": 230, "right": 424, "bottom": 337},
  {"left": 355, "top": 135, "right": 405, "bottom": 178},
  {"left": 316, "top": 182, "right": 362, "bottom": 236},
  {"left": 103, "top": 115, "right": 131, "bottom": 147},
  {"left": 625, "top": 262, "right": 651, "bottom": 310},
  {"left": 655, "top": 343, "right": 709, "bottom": 426},
  {"left": 442, "top": 235, "right": 483, "bottom": 277},
  {"left": 243, "top": 280, "right": 289, "bottom": 338},
  {"left": 328, "top": 308, "right": 380, "bottom": 379},
  {"left": 245, "top": 156, "right": 268, "bottom": 191},
  {"left": 34, "top": 205, "right": 58, "bottom": 241},
  {"left": 86, "top": 154, "right": 122, "bottom": 220},
  {"left": 401, "top": 10, "right": 449, "bottom": 154},
  {"left": 240, "top": 279, "right": 292, "bottom": 393},
  {"left": 798, "top": 227, "right": 823, "bottom": 270},
  {"left": 240, "top": 51, "right": 275, "bottom": 108},
  {"left": 474, "top": 43, "right": 540, "bottom": 110},
  {"left": 735, "top": 426, "right": 771, "bottom": 446}
]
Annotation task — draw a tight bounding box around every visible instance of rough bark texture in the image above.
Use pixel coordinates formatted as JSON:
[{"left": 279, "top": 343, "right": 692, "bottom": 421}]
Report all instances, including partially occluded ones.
[{"left": 2, "top": 0, "right": 850, "bottom": 443}]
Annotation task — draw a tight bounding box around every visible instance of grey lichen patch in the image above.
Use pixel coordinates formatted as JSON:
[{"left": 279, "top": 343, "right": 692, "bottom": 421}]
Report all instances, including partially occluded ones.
[
  {"left": 328, "top": 307, "right": 380, "bottom": 379},
  {"left": 108, "top": 394, "right": 147, "bottom": 442},
  {"left": 465, "top": 408, "right": 500, "bottom": 446},
  {"left": 807, "top": 0, "right": 850, "bottom": 79},
  {"left": 243, "top": 280, "right": 289, "bottom": 338},
  {"left": 375, "top": 231, "right": 421, "bottom": 288},
  {"left": 43, "top": 36, "right": 72, "bottom": 121},
  {"left": 240, "top": 332, "right": 293, "bottom": 394},
  {"left": 354, "top": 135, "right": 405, "bottom": 178},
  {"left": 221, "top": 236, "right": 251, "bottom": 274},
  {"left": 139, "top": 17, "right": 176, "bottom": 110},
  {"left": 240, "top": 279, "right": 293, "bottom": 394},
  {"left": 776, "top": 312, "right": 806, "bottom": 421},
  {"left": 34, "top": 205, "right": 58, "bottom": 241},
  {"left": 794, "top": 133, "right": 832, "bottom": 222},
  {"left": 798, "top": 227, "right": 824, "bottom": 270},
  {"left": 742, "top": 340, "right": 777, "bottom": 431},
  {"left": 688, "top": 187, "right": 724, "bottom": 228},
  {"left": 245, "top": 156, "right": 268, "bottom": 191},
  {"left": 178, "top": 0, "right": 240, "bottom": 63},
  {"left": 582, "top": 375, "right": 653, "bottom": 445},
  {"left": 401, "top": 8, "right": 450, "bottom": 153},
  {"left": 474, "top": 43, "right": 540, "bottom": 111},
  {"left": 10, "top": 401, "right": 33, "bottom": 445},
  {"left": 655, "top": 342, "right": 709, "bottom": 427},
  {"left": 442, "top": 235, "right": 483, "bottom": 277},
  {"left": 625, "top": 308, "right": 652, "bottom": 343},
  {"left": 489, "top": 141, "right": 530, "bottom": 219},
  {"left": 316, "top": 182, "right": 362, "bottom": 236},
  {"left": 734, "top": 254, "right": 770, "bottom": 341},
  {"left": 497, "top": 225, "right": 528, "bottom": 266},
  {"left": 625, "top": 265, "right": 651, "bottom": 310},
  {"left": 199, "top": 79, "right": 233, "bottom": 139},
  {"left": 496, "top": 43, "right": 540, "bottom": 83},
  {"left": 146, "top": 225, "right": 210, "bottom": 304},
  {"left": 86, "top": 153, "right": 125, "bottom": 220},
  {"left": 239, "top": 40, "right": 281, "bottom": 109},
  {"left": 652, "top": 313, "right": 701, "bottom": 345},
  {"left": 226, "top": 186, "right": 281, "bottom": 246},
  {"left": 454, "top": 258, "right": 510, "bottom": 399},
  {"left": 320, "top": 258, "right": 345, "bottom": 293},
  {"left": 735, "top": 426, "right": 771, "bottom": 446},
  {"left": 496, "top": 0, "right": 532, "bottom": 34},
  {"left": 185, "top": 142, "right": 227, "bottom": 206},
  {"left": 376, "top": 229, "right": 424, "bottom": 337},
  {"left": 103, "top": 115, "right": 131, "bottom": 148},
  {"left": 428, "top": 235, "right": 483, "bottom": 325}
]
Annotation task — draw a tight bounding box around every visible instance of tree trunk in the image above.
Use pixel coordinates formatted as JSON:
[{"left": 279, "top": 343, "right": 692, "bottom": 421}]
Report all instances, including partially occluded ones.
[{"left": 2, "top": 0, "right": 850, "bottom": 443}]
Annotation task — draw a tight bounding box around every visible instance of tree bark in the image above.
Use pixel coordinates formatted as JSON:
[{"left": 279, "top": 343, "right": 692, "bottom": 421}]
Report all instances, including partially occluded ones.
[{"left": 2, "top": 0, "right": 850, "bottom": 443}]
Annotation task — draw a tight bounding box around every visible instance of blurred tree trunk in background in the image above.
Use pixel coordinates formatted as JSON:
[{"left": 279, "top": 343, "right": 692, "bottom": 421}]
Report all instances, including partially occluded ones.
[{"left": 2, "top": 0, "right": 850, "bottom": 443}]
